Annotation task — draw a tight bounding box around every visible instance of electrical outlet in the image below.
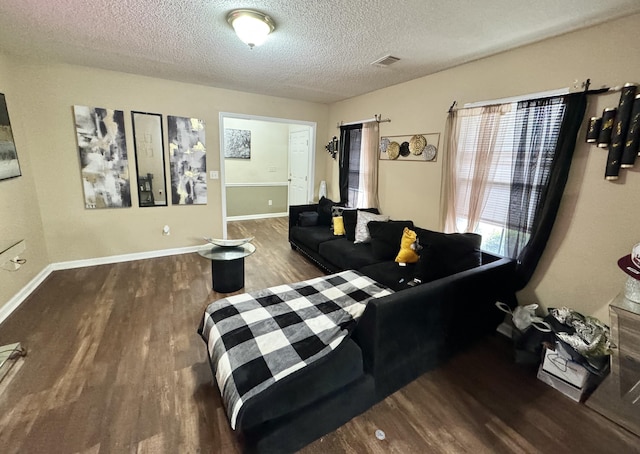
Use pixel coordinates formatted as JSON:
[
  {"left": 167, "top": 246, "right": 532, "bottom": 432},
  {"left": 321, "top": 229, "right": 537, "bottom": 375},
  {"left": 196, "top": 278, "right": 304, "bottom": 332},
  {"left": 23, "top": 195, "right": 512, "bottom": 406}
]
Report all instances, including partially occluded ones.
[
  {"left": 268, "top": 200, "right": 273, "bottom": 206},
  {"left": 162, "top": 225, "right": 170, "bottom": 236}
]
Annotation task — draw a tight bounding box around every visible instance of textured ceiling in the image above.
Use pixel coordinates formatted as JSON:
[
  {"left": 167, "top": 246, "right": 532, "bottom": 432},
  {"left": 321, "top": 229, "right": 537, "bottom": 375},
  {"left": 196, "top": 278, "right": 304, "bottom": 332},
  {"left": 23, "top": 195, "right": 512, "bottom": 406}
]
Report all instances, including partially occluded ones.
[{"left": 0, "top": 0, "right": 639, "bottom": 104}]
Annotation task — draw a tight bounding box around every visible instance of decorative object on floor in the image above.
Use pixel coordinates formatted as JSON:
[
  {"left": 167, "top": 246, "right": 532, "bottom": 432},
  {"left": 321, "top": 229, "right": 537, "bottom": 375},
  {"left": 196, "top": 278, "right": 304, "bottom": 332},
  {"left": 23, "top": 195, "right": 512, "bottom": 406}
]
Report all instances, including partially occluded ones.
[
  {"left": 224, "top": 128, "right": 251, "bottom": 159},
  {"left": 131, "top": 111, "right": 167, "bottom": 207},
  {"left": 168, "top": 115, "right": 207, "bottom": 205},
  {"left": 380, "top": 133, "right": 439, "bottom": 161},
  {"left": 73, "top": 105, "right": 131, "bottom": 209},
  {"left": 0, "top": 93, "right": 21, "bottom": 181},
  {"left": 203, "top": 237, "right": 254, "bottom": 247},
  {"left": 319, "top": 180, "right": 327, "bottom": 198},
  {"left": 618, "top": 242, "right": 640, "bottom": 302},
  {"left": 226, "top": 9, "right": 276, "bottom": 49}
]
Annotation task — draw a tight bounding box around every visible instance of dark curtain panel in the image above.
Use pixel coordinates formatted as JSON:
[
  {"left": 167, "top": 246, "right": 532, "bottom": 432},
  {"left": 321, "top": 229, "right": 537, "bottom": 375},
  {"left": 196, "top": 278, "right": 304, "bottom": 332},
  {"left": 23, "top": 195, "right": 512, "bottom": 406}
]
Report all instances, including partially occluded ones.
[
  {"left": 508, "top": 92, "right": 587, "bottom": 289},
  {"left": 338, "top": 124, "right": 362, "bottom": 205}
]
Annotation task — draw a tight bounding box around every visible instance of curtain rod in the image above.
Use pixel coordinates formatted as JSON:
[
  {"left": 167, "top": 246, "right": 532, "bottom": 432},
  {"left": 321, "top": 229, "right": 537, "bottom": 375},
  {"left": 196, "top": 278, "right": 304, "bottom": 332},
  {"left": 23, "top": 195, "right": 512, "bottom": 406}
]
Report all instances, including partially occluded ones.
[
  {"left": 447, "top": 79, "right": 640, "bottom": 113},
  {"left": 337, "top": 113, "right": 391, "bottom": 128}
]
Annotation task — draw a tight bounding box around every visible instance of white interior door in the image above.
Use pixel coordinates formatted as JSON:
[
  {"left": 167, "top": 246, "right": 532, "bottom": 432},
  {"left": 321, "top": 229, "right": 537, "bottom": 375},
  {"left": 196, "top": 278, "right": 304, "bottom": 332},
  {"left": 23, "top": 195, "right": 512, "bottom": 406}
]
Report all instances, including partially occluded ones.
[{"left": 289, "top": 129, "right": 310, "bottom": 205}]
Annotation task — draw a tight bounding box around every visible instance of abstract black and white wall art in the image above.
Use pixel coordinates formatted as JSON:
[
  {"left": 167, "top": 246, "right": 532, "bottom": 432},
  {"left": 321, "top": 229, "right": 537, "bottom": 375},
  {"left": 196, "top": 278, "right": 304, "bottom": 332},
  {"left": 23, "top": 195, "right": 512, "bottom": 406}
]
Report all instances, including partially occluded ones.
[
  {"left": 224, "top": 128, "right": 251, "bottom": 159},
  {"left": 73, "top": 105, "right": 131, "bottom": 209},
  {"left": 0, "top": 93, "right": 21, "bottom": 181},
  {"left": 168, "top": 115, "right": 207, "bottom": 205}
]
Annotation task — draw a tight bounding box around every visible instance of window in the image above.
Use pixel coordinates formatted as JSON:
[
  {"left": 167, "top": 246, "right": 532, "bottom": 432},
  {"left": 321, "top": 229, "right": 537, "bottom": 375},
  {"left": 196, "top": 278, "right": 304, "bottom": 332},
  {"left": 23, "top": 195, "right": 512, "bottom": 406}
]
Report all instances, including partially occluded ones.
[
  {"left": 347, "top": 127, "right": 362, "bottom": 207},
  {"left": 447, "top": 97, "right": 566, "bottom": 257},
  {"left": 339, "top": 122, "right": 379, "bottom": 208}
]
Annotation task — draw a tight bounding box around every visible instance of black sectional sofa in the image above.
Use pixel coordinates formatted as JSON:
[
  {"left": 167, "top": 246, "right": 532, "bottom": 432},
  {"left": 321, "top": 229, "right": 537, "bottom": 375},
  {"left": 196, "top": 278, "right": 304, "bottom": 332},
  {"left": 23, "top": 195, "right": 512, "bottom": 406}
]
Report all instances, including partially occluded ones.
[
  {"left": 202, "top": 201, "right": 517, "bottom": 454},
  {"left": 288, "top": 202, "right": 517, "bottom": 398}
]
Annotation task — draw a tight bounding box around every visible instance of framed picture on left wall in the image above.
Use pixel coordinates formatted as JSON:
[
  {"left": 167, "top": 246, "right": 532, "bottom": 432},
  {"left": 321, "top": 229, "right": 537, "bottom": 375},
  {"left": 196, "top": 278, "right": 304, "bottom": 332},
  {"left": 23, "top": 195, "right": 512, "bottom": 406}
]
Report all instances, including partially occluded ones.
[
  {"left": 73, "top": 105, "right": 131, "bottom": 209},
  {"left": 0, "top": 93, "right": 22, "bottom": 181}
]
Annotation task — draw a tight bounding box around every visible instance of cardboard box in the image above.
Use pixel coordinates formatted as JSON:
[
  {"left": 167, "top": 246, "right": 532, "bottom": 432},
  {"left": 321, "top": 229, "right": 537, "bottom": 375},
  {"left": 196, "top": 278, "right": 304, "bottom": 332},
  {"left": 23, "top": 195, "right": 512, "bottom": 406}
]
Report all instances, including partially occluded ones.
[
  {"left": 541, "top": 347, "right": 589, "bottom": 388},
  {"left": 537, "top": 366, "right": 585, "bottom": 402},
  {"left": 537, "top": 346, "right": 608, "bottom": 402}
]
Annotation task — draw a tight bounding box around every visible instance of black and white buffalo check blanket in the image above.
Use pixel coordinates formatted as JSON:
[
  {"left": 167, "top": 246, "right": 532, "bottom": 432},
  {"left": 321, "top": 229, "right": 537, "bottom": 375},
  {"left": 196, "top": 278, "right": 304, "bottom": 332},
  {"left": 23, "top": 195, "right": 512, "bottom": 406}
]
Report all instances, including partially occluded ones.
[{"left": 198, "top": 270, "right": 393, "bottom": 429}]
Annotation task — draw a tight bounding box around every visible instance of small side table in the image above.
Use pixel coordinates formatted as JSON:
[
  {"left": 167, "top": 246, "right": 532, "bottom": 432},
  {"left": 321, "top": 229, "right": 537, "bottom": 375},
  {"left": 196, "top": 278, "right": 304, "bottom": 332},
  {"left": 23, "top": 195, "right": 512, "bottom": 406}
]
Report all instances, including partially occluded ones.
[{"left": 198, "top": 243, "right": 256, "bottom": 293}]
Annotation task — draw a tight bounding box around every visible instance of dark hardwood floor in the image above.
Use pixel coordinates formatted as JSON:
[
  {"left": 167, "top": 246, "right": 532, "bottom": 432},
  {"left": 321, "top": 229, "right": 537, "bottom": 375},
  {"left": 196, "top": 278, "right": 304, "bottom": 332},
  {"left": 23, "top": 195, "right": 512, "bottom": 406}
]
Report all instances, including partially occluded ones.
[{"left": 0, "top": 217, "right": 637, "bottom": 453}]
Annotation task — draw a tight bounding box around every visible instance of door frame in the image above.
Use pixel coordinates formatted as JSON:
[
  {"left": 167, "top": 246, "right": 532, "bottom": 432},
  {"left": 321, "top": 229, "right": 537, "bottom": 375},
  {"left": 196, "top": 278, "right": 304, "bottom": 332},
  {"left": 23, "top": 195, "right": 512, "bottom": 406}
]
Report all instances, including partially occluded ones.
[{"left": 218, "top": 112, "right": 316, "bottom": 238}]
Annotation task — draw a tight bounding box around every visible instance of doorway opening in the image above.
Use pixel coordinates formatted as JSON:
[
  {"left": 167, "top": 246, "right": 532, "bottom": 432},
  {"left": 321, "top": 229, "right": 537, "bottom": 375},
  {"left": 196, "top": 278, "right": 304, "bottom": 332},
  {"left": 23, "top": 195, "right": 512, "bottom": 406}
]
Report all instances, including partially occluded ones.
[{"left": 219, "top": 113, "right": 316, "bottom": 238}]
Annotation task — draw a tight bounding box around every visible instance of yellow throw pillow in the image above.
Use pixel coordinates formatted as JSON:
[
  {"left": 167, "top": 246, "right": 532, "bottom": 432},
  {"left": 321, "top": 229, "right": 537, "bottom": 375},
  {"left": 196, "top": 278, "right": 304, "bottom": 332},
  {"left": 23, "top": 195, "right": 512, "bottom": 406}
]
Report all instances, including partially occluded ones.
[
  {"left": 395, "top": 227, "right": 420, "bottom": 263},
  {"left": 333, "top": 216, "right": 345, "bottom": 236}
]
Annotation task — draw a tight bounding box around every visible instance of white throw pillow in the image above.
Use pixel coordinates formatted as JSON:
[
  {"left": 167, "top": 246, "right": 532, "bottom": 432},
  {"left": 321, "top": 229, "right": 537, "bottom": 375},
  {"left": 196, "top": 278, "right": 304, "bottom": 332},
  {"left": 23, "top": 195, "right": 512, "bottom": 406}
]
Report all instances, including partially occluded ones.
[{"left": 354, "top": 211, "right": 389, "bottom": 243}]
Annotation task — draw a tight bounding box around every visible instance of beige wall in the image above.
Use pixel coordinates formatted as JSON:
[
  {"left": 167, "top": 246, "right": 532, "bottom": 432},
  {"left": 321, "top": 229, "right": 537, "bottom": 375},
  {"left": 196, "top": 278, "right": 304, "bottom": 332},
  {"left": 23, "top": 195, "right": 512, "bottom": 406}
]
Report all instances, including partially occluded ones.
[
  {"left": 226, "top": 186, "right": 288, "bottom": 217},
  {"left": 0, "top": 54, "right": 50, "bottom": 310},
  {"left": 0, "top": 55, "right": 328, "bottom": 311},
  {"left": 327, "top": 14, "right": 640, "bottom": 322}
]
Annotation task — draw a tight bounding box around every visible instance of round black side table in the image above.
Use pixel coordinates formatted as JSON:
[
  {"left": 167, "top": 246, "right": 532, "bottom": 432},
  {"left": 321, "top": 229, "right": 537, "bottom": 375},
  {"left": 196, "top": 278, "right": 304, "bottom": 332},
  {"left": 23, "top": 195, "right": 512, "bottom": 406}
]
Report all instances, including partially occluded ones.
[{"left": 198, "top": 243, "right": 256, "bottom": 293}]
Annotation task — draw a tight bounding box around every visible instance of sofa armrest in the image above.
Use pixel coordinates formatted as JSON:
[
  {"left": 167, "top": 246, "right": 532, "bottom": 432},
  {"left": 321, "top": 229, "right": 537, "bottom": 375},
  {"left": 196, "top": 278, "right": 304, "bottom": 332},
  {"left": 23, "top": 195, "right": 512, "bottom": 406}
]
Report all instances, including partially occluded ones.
[
  {"left": 289, "top": 204, "right": 319, "bottom": 229},
  {"left": 353, "top": 256, "right": 516, "bottom": 396}
]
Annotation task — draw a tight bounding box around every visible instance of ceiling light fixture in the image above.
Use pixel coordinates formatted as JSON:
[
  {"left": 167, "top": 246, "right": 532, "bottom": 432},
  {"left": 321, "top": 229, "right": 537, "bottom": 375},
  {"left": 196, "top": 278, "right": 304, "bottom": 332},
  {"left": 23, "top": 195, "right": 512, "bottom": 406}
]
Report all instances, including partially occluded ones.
[{"left": 226, "top": 9, "right": 276, "bottom": 49}]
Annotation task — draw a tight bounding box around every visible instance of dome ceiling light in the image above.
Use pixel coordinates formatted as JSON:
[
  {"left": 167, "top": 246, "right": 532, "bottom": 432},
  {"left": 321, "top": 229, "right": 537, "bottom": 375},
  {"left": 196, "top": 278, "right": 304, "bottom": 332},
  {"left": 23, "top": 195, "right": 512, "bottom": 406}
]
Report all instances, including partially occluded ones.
[{"left": 226, "top": 9, "right": 276, "bottom": 49}]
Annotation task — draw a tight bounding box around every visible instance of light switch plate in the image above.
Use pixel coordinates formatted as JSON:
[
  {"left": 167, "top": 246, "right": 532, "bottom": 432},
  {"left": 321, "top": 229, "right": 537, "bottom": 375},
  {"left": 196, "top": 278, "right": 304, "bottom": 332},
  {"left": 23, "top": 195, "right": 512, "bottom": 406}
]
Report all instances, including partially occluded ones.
[{"left": 209, "top": 170, "right": 219, "bottom": 180}]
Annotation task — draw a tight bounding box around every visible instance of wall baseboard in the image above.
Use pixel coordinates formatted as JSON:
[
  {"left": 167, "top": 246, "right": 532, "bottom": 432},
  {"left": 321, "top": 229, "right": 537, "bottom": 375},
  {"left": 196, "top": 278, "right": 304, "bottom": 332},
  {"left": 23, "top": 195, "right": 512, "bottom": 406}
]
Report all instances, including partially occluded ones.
[
  {"left": 227, "top": 212, "right": 288, "bottom": 221},
  {"left": 0, "top": 245, "right": 203, "bottom": 325},
  {"left": 0, "top": 265, "right": 53, "bottom": 326}
]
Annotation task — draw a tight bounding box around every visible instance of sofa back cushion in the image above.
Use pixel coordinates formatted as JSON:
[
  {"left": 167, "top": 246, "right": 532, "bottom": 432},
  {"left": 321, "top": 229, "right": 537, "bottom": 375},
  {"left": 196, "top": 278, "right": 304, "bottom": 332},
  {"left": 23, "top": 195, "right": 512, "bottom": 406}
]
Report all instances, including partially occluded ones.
[
  {"left": 368, "top": 220, "right": 414, "bottom": 260},
  {"left": 354, "top": 211, "right": 390, "bottom": 243},
  {"left": 317, "top": 196, "right": 339, "bottom": 226},
  {"left": 414, "top": 228, "right": 482, "bottom": 282},
  {"left": 342, "top": 208, "right": 380, "bottom": 241}
]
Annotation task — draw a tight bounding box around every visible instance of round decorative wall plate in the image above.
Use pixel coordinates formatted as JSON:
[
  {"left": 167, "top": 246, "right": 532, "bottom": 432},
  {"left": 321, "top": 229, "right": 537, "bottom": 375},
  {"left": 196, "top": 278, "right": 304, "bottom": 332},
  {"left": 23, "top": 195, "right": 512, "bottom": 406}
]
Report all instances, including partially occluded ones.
[
  {"left": 379, "top": 137, "right": 390, "bottom": 153},
  {"left": 409, "top": 134, "right": 427, "bottom": 155},
  {"left": 386, "top": 141, "right": 400, "bottom": 159},
  {"left": 423, "top": 144, "right": 437, "bottom": 161}
]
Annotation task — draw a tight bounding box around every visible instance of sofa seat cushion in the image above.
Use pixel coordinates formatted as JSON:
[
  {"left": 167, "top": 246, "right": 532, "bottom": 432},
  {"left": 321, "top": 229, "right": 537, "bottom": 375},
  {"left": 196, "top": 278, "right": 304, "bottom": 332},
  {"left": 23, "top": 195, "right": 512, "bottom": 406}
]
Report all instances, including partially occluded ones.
[
  {"left": 290, "top": 225, "right": 335, "bottom": 252},
  {"left": 359, "top": 261, "right": 419, "bottom": 291},
  {"left": 318, "top": 238, "right": 383, "bottom": 270},
  {"left": 237, "top": 338, "right": 364, "bottom": 431}
]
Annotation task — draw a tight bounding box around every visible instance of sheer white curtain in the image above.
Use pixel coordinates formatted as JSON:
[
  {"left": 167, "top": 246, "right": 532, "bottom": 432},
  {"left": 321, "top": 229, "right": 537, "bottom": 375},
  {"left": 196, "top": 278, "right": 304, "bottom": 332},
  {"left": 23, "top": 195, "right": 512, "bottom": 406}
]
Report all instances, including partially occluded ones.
[
  {"left": 443, "top": 104, "right": 512, "bottom": 233},
  {"left": 356, "top": 121, "right": 380, "bottom": 208}
]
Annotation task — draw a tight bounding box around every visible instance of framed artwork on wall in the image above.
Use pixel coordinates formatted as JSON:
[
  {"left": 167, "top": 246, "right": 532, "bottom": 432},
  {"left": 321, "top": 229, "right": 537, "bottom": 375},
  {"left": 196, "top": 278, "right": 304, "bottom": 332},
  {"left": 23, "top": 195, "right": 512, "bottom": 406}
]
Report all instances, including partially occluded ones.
[
  {"left": 0, "top": 93, "right": 22, "bottom": 181},
  {"left": 224, "top": 128, "right": 251, "bottom": 159},
  {"left": 379, "top": 133, "right": 440, "bottom": 162},
  {"left": 73, "top": 105, "right": 131, "bottom": 208},
  {"left": 168, "top": 115, "right": 207, "bottom": 205}
]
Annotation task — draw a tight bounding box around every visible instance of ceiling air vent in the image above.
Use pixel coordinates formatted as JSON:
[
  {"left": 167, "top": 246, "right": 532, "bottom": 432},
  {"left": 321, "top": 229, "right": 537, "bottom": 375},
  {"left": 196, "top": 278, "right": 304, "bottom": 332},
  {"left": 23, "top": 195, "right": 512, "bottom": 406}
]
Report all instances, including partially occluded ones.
[{"left": 371, "top": 55, "right": 400, "bottom": 67}]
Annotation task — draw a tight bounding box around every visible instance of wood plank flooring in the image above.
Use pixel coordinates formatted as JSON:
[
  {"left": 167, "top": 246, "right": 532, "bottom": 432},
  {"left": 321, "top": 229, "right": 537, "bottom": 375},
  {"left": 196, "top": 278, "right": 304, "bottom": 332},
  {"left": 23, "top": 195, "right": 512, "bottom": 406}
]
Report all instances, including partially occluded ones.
[{"left": 0, "top": 216, "right": 637, "bottom": 453}]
